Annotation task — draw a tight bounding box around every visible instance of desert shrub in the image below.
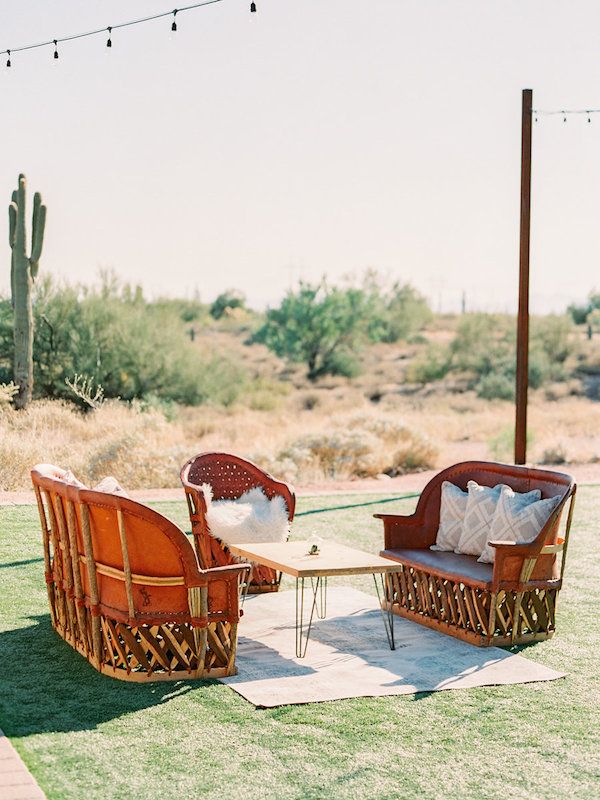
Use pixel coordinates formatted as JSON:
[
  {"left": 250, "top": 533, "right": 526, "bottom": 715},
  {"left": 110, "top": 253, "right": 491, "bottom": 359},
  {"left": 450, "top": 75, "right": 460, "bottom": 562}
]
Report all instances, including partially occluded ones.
[
  {"left": 210, "top": 289, "right": 246, "bottom": 320},
  {"left": 0, "top": 382, "right": 18, "bottom": 406},
  {"left": 298, "top": 392, "right": 320, "bottom": 411},
  {"left": 411, "top": 313, "right": 575, "bottom": 397},
  {"left": 281, "top": 414, "right": 437, "bottom": 479},
  {"left": 476, "top": 371, "right": 514, "bottom": 401},
  {"left": 406, "top": 344, "right": 452, "bottom": 383},
  {"left": 361, "top": 272, "right": 433, "bottom": 343},
  {"left": 0, "top": 398, "right": 189, "bottom": 490},
  {"left": 539, "top": 444, "right": 567, "bottom": 465},
  {"left": 568, "top": 291, "right": 600, "bottom": 325},
  {"left": 0, "top": 276, "right": 247, "bottom": 407},
  {"left": 152, "top": 296, "right": 208, "bottom": 324},
  {"left": 531, "top": 314, "right": 573, "bottom": 364},
  {"left": 283, "top": 431, "right": 379, "bottom": 477},
  {"left": 450, "top": 314, "right": 514, "bottom": 376},
  {"left": 488, "top": 426, "right": 535, "bottom": 462},
  {"left": 244, "top": 378, "right": 289, "bottom": 412}
]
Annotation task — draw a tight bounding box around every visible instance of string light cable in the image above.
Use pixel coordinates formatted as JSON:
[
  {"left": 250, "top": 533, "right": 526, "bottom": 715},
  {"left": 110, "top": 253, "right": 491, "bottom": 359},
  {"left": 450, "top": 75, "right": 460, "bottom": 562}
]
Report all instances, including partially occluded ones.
[
  {"left": 2, "top": 0, "right": 257, "bottom": 66},
  {"left": 533, "top": 108, "right": 600, "bottom": 123}
]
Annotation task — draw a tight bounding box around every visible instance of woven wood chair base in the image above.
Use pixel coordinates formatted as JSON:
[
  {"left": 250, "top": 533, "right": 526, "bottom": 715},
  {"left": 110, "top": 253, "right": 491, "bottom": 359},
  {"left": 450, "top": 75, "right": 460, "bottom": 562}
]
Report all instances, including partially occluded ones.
[
  {"left": 387, "top": 567, "right": 559, "bottom": 647},
  {"left": 49, "top": 583, "right": 238, "bottom": 681},
  {"left": 246, "top": 580, "right": 281, "bottom": 595}
]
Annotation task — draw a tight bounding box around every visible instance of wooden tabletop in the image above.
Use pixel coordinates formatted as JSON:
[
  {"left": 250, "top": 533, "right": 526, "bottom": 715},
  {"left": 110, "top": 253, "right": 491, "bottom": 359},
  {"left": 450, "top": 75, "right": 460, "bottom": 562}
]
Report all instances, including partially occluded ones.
[{"left": 227, "top": 540, "right": 401, "bottom": 578}]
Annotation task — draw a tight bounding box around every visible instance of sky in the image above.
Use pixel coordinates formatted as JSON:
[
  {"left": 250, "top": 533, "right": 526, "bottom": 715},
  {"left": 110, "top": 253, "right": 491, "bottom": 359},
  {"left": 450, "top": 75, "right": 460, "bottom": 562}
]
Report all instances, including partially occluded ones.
[{"left": 1, "top": 0, "right": 600, "bottom": 314}]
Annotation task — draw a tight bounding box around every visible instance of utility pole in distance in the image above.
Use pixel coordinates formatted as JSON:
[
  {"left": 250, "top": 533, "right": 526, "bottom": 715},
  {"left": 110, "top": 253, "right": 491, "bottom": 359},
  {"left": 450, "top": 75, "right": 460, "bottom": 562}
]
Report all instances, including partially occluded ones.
[{"left": 515, "top": 88, "right": 533, "bottom": 464}]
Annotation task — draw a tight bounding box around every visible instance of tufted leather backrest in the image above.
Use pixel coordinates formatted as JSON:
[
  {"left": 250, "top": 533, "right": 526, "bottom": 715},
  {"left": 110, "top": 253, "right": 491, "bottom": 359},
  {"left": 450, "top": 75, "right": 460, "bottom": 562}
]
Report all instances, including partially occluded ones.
[{"left": 181, "top": 451, "right": 296, "bottom": 520}]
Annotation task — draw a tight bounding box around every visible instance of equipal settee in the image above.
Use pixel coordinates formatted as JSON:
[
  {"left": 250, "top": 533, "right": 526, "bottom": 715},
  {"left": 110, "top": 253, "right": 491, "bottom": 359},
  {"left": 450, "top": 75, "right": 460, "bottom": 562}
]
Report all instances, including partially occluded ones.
[
  {"left": 31, "top": 464, "right": 248, "bottom": 681},
  {"left": 375, "top": 461, "right": 576, "bottom": 647}
]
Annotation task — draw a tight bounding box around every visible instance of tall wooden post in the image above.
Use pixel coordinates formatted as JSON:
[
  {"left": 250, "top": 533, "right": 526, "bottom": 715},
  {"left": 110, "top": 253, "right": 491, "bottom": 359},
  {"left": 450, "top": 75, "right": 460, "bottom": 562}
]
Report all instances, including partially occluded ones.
[{"left": 515, "top": 88, "right": 532, "bottom": 464}]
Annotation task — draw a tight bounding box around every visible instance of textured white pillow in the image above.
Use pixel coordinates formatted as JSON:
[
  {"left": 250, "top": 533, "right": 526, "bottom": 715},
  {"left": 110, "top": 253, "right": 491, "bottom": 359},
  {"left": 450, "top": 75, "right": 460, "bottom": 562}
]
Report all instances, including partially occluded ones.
[
  {"left": 431, "top": 481, "right": 468, "bottom": 552},
  {"left": 63, "top": 470, "right": 87, "bottom": 489},
  {"left": 93, "top": 476, "right": 129, "bottom": 498},
  {"left": 478, "top": 488, "right": 561, "bottom": 564},
  {"left": 456, "top": 481, "right": 541, "bottom": 557},
  {"left": 204, "top": 485, "right": 290, "bottom": 546}
]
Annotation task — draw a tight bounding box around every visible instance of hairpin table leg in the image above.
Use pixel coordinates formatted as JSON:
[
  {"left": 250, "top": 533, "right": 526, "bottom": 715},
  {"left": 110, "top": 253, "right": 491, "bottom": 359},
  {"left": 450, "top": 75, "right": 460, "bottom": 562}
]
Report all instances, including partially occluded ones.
[
  {"left": 295, "top": 576, "right": 322, "bottom": 658},
  {"left": 373, "top": 572, "right": 395, "bottom": 650}
]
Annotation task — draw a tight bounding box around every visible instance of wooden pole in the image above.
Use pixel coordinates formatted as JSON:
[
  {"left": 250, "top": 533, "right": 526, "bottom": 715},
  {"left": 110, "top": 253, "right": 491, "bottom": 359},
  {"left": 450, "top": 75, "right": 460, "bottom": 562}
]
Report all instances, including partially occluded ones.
[{"left": 515, "top": 88, "right": 532, "bottom": 464}]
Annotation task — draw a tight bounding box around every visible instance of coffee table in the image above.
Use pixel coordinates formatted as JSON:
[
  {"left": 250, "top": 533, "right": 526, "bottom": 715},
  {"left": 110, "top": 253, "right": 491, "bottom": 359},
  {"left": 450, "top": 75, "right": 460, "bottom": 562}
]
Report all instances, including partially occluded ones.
[{"left": 227, "top": 540, "right": 400, "bottom": 658}]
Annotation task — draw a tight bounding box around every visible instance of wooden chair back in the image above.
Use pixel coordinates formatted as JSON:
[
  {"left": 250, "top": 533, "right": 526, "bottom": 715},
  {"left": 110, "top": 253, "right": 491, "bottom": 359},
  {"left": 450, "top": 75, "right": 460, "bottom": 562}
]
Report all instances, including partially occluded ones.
[
  {"left": 31, "top": 465, "right": 206, "bottom": 628},
  {"left": 413, "top": 461, "right": 575, "bottom": 582},
  {"left": 181, "top": 451, "right": 296, "bottom": 520}
]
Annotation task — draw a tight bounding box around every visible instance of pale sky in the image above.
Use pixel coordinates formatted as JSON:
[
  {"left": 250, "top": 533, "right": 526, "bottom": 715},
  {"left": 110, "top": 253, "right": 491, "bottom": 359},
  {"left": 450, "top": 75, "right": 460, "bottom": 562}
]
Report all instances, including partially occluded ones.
[{"left": 2, "top": 0, "right": 599, "bottom": 313}]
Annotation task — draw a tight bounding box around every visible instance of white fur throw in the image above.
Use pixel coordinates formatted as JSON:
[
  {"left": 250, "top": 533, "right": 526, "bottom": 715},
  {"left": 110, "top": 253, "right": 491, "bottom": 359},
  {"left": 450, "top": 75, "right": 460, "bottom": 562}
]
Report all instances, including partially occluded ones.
[{"left": 201, "top": 484, "right": 290, "bottom": 546}]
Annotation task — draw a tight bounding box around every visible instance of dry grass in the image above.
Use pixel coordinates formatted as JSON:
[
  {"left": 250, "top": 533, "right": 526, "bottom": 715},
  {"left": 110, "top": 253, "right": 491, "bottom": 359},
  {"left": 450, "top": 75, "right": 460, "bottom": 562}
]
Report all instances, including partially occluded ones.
[
  {"left": 2, "top": 383, "right": 600, "bottom": 491},
  {"left": 2, "top": 326, "right": 600, "bottom": 491}
]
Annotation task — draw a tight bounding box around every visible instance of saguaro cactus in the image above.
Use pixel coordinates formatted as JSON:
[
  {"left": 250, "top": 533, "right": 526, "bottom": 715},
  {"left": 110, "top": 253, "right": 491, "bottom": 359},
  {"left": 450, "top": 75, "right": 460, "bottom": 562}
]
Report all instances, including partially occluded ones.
[{"left": 8, "top": 174, "right": 47, "bottom": 409}]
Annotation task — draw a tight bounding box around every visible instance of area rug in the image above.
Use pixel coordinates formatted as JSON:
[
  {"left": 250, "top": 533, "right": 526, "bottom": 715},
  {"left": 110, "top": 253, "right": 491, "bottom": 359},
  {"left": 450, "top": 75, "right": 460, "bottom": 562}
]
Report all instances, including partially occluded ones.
[{"left": 221, "top": 587, "right": 564, "bottom": 707}]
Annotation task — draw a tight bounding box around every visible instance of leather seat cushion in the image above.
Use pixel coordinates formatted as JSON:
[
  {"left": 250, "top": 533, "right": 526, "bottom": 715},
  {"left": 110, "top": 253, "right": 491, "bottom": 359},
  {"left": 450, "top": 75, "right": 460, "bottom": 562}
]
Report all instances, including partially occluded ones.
[{"left": 381, "top": 548, "right": 493, "bottom": 589}]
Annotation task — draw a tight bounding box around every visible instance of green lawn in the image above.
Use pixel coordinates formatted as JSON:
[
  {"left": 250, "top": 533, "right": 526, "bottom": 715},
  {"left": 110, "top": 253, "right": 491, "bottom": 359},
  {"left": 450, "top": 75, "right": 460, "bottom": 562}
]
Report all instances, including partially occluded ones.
[{"left": 1, "top": 489, "right": 599, "bottom": 800}]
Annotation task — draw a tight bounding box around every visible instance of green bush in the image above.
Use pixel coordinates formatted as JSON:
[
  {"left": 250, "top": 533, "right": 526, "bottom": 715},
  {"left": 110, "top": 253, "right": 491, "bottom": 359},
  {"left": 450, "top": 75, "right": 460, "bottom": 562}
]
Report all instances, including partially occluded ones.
[
  {"left": 253, "top": 273, "right": 432, "bottom": 381},
  {"left": 361, "top": 272, "right": 433, "bottom": 343},
  {"left": 406, "top": 344, "right": 451, "bottom": 383},
  {"left": 410, "top": 312, "right": 576, "bottom": 397},
  {"left": 210, "top": 289, "right": 246, "bottom": 320},
  {"left": 568, "top": 291, "right": 600, "bottom": 325},
  {"left": 476, "top": 372, "right": 514, "bottom": 401},
  {"left": 0, "top": 276, "right": 246, "bottom": 407},
  {"left": 253, "top": 280, "right": 370, "bottom": 381}
]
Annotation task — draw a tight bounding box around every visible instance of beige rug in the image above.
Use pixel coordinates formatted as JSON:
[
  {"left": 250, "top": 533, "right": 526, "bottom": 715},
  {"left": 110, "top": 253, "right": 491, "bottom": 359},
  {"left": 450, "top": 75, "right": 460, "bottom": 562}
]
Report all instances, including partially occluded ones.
[{"left": 221, "top": 588, "right": 564, "bottom": 707}]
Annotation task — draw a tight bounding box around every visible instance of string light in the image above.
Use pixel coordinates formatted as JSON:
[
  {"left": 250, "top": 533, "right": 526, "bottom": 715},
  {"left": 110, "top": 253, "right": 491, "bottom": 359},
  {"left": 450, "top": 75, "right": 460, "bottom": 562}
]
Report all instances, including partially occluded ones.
[
  {"left": 533, "top": 107, "right": 600, "bottom": 125},
  {"left": 0, "top": 1, "right": 243, "bottom": 67}
]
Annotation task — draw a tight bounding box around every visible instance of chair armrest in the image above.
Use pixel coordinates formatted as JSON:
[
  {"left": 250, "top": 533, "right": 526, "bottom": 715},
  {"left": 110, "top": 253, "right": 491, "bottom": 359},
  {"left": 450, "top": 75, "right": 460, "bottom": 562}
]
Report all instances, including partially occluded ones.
[
  {"left": 491, "top": 538, "right": 565, "bottom": 588},
  {"left": 373, "top": 513, "right": 431, "bottom": 549},
  {"left": 205, "top": 563, "right": 251, "bottom": 580}
]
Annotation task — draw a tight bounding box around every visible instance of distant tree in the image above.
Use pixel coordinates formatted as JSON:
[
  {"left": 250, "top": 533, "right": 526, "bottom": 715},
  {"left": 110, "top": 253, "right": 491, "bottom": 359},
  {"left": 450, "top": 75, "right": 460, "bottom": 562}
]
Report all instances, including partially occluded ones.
[
  {"left": 210, "top": 289, "right": 246, "bottom": 320},
  {"left": 568, "top": 291, "right": 600, "bottom": 325},
  {"left": 253, "top": 280, "right": 369, "bottom": 381},
  {"left": 587, "top": 308, "right": 600, "bottom": 339},
  {"left": 356, "top": 270, "right": 432, "bottom": 343}
]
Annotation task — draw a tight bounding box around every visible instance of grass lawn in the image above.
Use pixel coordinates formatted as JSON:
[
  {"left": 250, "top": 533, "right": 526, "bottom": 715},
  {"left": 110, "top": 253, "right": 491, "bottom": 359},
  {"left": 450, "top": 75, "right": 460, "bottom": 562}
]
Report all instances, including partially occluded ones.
[{"left": 1, "top": 489, "right": 599, "bottom": 800}]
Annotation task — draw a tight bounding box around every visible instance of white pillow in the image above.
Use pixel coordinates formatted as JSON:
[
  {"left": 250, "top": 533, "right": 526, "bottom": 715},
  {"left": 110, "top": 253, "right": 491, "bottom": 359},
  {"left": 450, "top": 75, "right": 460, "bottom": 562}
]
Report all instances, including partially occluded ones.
[
  {"left": 93, "top": 476, "right": 130, "bottom": 498},
  {"left": 478, "top": 487, "right": 561, "bottom": 564},
  {"left": 431, "top": 481, "right": 468, "bottom": 552},
  {"left": 63, "top": 469, "right": 87, "bottom": 489},
  {"left": 455, "top": 481, "right": 541, "bottom": 557},
  {"left": 204, "top": 485, "right": 290, "bottom": 546}
]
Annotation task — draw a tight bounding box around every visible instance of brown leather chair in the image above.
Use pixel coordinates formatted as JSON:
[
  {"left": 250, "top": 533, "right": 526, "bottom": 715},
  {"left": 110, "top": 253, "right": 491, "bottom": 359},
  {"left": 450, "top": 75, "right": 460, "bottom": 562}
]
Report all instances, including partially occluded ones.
[
  {"left": 31, "top": 464, "right": 248, "bottom": 681},
  {"left": 375, "top": 461, "right": 576, "bottom": 646},
  {"left": 180, "top": 452, "right": 296, "bottom": 594}
]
